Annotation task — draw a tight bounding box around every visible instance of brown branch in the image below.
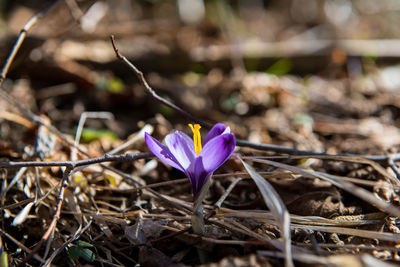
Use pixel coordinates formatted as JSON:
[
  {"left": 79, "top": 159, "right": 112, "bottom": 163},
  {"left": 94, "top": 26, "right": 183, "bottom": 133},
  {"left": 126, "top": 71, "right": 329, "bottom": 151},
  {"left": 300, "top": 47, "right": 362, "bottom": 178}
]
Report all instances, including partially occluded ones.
[
  {"left": 0, "top": 89, "right": 95, "bottom": 160},
  {"left": 0, "top": 228, "right": 45, "bottom": 264},
  {"left": 110, "top": 35, "right": 212, "bottom": 129},
  {"left": 18, "top": 165, "right": 72, "bottom": 266},
  {"left": 110, "top": 35, "right": 400, "bottom": 164},
  {"left": 236, "top": 139, "right": 400, "bottom": 164},
  {"left": 5, "top": 152, "right": 151, "bottom": 265},
  {"left": 0, "top": 0, "right": 93, "bottom": 160},
  {"left": 0, "top": 152, "right": 152, "bottom": 169},
  {"left": 0, "top": 0, "right": 61, "bottom": 87}
]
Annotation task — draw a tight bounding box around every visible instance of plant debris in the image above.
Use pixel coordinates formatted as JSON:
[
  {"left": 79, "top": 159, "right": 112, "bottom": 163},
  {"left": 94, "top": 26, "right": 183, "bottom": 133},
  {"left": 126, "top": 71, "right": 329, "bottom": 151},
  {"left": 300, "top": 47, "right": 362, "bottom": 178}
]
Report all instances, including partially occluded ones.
[{"left": 0, "top": 1, "right": 400, "bottom": 266}]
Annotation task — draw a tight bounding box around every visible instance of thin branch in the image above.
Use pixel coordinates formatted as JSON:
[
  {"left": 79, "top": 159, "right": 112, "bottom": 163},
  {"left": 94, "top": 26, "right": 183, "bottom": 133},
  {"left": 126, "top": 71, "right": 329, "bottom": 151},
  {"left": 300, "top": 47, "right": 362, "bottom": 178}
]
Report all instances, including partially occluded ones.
[
  {"left": 0, "top": 167, "right": 27, "bottom": 199},
  {"left": 43, "top": 219, "right": 94, "bottom": 266},
  {"left": 236, "top": 139, "right": 400, "bottom": 163},
  {"left": 110, "top": 35, "right": 400, "bottom": 164},
  {"left": 69, "top": 121, "right": 153, "bottom": 175},
  {"left": 1, "top": 151, "right": 151, "bottom": 265},
  {"left": 71, "top": 111, "right": 114, "bottom": 161},
  {"left": 214, "top": 178, "right": 244, "bottom": 208},
  {"left": 0, "top": 0, "right": 95, "bottom": 160},
  {"left": 110, "top": 35, "right": 212, "bottom": 129},
  {"left": 0, "top": 89, "right": 96, "bottom": 160},
  {"left": 0, "top": 0, "right": 61, "bottom": 87},
  {"left": 0, "top": 152, "right": 153, "bottom": 169},
  {"left": 107, "top": 124, "right": 153, "bottom": 155},
  {"left": 0, "top": 228, "right": 45, "bottom": 264},
  {"left": 18, "top": 165, "right": 73, "bottom": 266}
]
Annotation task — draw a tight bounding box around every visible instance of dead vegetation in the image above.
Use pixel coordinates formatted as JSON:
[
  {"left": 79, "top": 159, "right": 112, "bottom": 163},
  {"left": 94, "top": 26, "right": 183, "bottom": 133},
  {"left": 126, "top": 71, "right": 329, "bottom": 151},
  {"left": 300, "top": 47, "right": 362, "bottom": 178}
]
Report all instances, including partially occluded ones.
[{"left": 0, "top": 0, "right": 400, "bottom": 266}]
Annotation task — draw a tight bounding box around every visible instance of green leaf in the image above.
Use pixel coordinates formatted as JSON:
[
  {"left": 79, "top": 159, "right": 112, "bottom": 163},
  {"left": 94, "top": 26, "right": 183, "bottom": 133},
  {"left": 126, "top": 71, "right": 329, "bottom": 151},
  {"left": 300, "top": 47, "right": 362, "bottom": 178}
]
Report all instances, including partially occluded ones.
[
  {"left": 67, "top": 245, "right": 95, "bottom": 262},
  {"left": 95, "top": 76, "right": 125, "bottom": 93},
  {"left": 76, "top": 240, "right": 94, "bottom": 248},
  {"left": 79, "top": 248, "right": 95, "bottom": 262},
  {"left": 266, "top": 59, "right": 292, "bottom": 76},
  {"left": 81, "top": 128, "right": 118, "bottom": 142},
  {"left": 362, "top": 55, "right": 377, "bottom": 64},
  {"left": 67, "top": 246, "right": 81, "bottom": 260}
]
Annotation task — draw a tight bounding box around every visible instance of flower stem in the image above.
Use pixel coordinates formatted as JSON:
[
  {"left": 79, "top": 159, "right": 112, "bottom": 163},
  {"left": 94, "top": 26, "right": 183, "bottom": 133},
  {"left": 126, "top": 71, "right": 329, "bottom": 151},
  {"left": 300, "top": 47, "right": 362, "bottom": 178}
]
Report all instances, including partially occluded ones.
[
  {"left": 191, "top": 177, "right": 213, "bottom": 264},
  {"left": 191, "top": 177, "right": 212, "bottom": 234},
  {"left": 191, "top": 205, "right": 205, "bottom": 234}
]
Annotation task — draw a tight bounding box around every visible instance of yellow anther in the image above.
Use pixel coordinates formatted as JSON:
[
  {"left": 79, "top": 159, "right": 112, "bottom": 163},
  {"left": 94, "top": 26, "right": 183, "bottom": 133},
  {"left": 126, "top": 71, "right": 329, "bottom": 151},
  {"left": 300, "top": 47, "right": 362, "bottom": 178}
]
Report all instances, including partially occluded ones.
[{"left": 189, "top": 124, "right": 202, "bottom": 155}]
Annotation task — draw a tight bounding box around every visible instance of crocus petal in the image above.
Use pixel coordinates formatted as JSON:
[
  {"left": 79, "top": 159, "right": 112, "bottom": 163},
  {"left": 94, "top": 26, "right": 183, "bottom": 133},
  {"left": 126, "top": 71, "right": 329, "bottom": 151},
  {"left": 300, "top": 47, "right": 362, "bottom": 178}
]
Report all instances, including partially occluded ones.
[
  {"left": 199, "top": 133, "right": 236, "bottom": 174},
  {"left": 185, "top": 159, "right": 209, "bottom": 200},
  {"left": 144, "top": 132, "right": 184, "bottom": 172},
  {"left": 202, "top": 123, "right": 226, "bottom": 145},
  {"left": 165, "top": 131, "right": 196, "bottom": 169},
  {"left": 192, "top": 159, "right": 210, "bottom": 200},
  {"left": 145, "top": 124, "right": 236, "bottom": 202}
]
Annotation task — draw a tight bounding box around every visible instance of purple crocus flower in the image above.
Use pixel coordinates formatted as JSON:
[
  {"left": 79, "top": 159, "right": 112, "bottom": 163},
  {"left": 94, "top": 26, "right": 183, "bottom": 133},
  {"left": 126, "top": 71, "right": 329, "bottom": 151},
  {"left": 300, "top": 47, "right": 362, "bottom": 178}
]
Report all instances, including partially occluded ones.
[{"left": 145, "top": 123, "right": 236, "bottom": 200}]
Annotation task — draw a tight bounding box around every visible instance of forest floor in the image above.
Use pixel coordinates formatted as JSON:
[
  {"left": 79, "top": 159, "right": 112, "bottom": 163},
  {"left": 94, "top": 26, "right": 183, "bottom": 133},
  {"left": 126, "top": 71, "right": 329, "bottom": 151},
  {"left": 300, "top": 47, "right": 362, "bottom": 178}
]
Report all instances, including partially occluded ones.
[{"left": 1, "top": 1, "right": 400, "bottom": 266}]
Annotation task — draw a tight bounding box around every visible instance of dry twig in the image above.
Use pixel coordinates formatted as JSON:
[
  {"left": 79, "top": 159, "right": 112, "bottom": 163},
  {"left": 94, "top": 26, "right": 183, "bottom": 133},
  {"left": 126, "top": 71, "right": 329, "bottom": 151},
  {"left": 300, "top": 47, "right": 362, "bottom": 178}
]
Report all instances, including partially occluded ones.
[
  {"left": 0, "top": 0, "right": 61, "bottom": 87},
  {"left": 109, "top": 35, "right": 400, "bottom": 164}
]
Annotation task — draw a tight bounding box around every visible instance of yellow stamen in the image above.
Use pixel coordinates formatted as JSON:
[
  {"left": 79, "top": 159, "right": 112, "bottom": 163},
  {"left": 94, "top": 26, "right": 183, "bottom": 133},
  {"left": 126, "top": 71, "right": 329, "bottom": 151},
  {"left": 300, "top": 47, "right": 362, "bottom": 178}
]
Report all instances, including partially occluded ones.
[{"left": 189, "top": 124, "right": 202, "bottom": 155}]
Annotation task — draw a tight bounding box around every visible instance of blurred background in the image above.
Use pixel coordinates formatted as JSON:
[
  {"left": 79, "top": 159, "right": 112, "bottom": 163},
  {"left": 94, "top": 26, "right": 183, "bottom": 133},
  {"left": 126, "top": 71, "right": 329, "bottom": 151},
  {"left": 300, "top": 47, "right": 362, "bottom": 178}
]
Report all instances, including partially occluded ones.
[{"left": 1, "top": 0, "right": 400, "bottom": 153}]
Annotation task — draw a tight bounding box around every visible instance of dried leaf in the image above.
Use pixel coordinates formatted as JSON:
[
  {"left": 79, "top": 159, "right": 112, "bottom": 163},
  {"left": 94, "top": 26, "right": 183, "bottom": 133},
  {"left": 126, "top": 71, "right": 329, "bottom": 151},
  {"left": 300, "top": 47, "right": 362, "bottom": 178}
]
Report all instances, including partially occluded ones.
[
  {"left": 240, "top": 159, "right": 293, "bottom": 267},
  {"left": 250, "top": 158, "right": 400, "bottom": 217},
  {"left": 12, "top": 202, "right": 34, "bottom": 226}
]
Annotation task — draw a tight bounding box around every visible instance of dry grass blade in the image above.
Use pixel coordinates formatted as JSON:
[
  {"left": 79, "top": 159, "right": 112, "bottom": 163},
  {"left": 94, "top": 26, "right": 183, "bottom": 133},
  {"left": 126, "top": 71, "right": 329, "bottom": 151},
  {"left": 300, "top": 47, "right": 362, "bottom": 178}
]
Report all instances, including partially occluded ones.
[
  {"left": 258, "top": 250, "right": 398, "bottom": 267},
  {"left": 110, "top": 35, "right": 212, "bottom": 129},
  {"left": 298, "top": 242, "right": 399, "bottom": 251},
  {"left": 240, "top": 159, "right": 293, "bottom": 267},
  {"left": 218, "top": 209, "right": 385, "bottom": 227},
  {"left": 214, "top": 177, "right": 245, "bottom": 208},
  {"left": 288, "top": 155, "right": 399, "bottom": 185},
  {"left": 107, "top": 124, "right": 153, "bottom": 155},
  {"left": 3, "top": 1, "right": 400, "bottom": 265},
  {"left": 0, "top": 0, "right": 61, "bottom": 86},
  {"left": 291, "top": 224, "right": 400, "bottom": 242},
  {"left": 249, "top": 158, "right": 400, "bottom": 218},
  {"left": 71, "top": 111, "right": 114, "bottom": 161},
  {"left": 212, "top": 217, "right": 285, "bottom": 250},
  {"left": 0, "top": 199, "right": 34, "bottom": 210},
  {"left": 0, "top": 167, "right": 27, "bottom": 199},
  {"left": 313, "top": 170, "right": 400, "bottom": 217}
]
